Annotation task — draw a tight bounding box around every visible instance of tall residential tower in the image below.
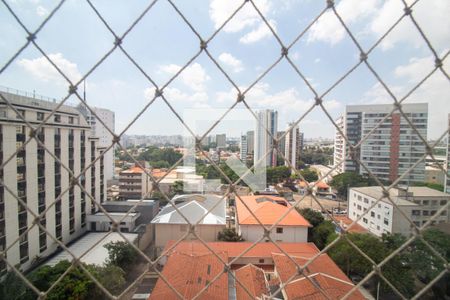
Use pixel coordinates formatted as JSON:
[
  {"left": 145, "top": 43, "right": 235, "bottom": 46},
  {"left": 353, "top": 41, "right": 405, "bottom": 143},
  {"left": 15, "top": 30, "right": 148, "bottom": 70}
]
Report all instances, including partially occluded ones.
[
  {"left": 334, "top": 103, "right": 428, "bottom": 184},
  {"left": 254, "top": 110, "right": 278, "bottom": 167}
]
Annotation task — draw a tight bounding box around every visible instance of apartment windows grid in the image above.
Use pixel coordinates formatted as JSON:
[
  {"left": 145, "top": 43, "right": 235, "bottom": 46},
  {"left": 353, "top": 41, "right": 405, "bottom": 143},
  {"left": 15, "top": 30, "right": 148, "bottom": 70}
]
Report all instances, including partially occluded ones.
[
  {"left": 54, "top": 128, "right": 62, "bottom": 241},
  {"left": 68, "top": 129, "right": 75, "bottom": 234},
  {"left": 90, "top": 140, "right": 96, "bottom": 214},
  {"left": 17, "top": 125, "right": 28, "bottom": 264},
  {"left": 80, "top": 130, "right": 86, "bottom": 228},
  {"left": 37, "top": 128, "right": 47, "bottom": 252}
]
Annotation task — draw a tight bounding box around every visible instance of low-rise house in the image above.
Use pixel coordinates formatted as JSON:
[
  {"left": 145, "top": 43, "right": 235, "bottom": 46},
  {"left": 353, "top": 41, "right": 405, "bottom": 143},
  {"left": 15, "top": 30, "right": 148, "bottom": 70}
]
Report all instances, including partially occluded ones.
[
  {"left": 151, "top": 241, "right": 364, "bottom": 300},
  {"left": 88, "top": 199, "right": 159, "bottom": 250},
  {"left": 151, "top": 194, "right": 226, "bottom": 255},
  {"left": 348, "top": 186, "right": 450, "bottom": 236},
  {"left": 235, "top": 195, "right": 310, "bottom": 242}
]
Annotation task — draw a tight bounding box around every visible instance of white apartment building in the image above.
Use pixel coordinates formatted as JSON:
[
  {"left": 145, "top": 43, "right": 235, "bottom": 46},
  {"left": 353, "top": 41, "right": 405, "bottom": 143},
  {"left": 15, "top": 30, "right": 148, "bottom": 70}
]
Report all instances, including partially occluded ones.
[
  {"left": 240, "top": 134, "right": 247, "bottom": 162},
  {"left": 77, "top": 105, "right": 115, "bottom": 182},
  {"left": 284, "top": 123, "right": 303, "bottom": 170},
  {"left": 334, "top": 103, "right": 428, "bottom": 184},
  {"left": 216, "top": 133, "right": 226, "bottom": 149},
  {"left": 118, "top": 163, "right": 152, "bottom": 200},
  {"left": 0, "top": 90, "right": 105, "bottom": 273},
  {"left": 348, "top": 186, "right": 450, "bottom": 237},
  {"left": 254, "top": 109, "right": 278, "bottom": 168}
]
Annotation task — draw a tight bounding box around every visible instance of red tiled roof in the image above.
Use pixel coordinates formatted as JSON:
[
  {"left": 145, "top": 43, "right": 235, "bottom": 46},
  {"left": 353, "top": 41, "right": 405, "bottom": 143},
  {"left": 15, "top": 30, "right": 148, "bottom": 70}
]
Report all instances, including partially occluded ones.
[
  {"left": 236, "top": 196, "right": 311, "bottom": 226},
  {"left": 315, "top": 181, "right": 330, "bottom": 189},
  {"left": 235, "top": 264, "right": 269, "bottom": 300},
  {"left": 121, "top": 166, "right": 145, "bottom": 174},
  {"left": 333, "top": 216, "right": 368, "bottom": 233},
  {"left": 272, "top": 253, "right": 364, "bottom": 300},
  {"left": 163, "top": 241, "right": 319, "bottom": 260},
  {"left": 149, "top": 251, "right": 228, "bottom": 300}
]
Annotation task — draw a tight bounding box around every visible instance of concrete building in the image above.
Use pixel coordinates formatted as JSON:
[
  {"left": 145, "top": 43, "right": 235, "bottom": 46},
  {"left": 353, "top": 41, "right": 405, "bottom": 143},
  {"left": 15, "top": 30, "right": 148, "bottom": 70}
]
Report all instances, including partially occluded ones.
[
  {"left": 254, "top": 109, "right": 278, "bottom": 167},
  {"left": 77, "top": 105, "right": 115, "bottom": 182},
  {"left": 239, "top": 134, "right": 247, "bottom": 162},
  {"left": 284, "top": 123, "right": 303, "bottom": 170},
  {"left": 246, "top": 130, "right": 254, "bottom": 154},
  {"left": 425, "top": 166, "right": 445, "bottom": 186},
  {"left": 0, "top": 90, "right": 106, "bottom": 272},
  {"left": 216, "top": 133, "right": 226, "bottom": 149},
  {"left": 235, "top": 195, "right": 310, "bottom": 242},
  {"left": 348, "top": 186, "right": 450, "bottom": 237},
  {"left": 118, "top": 162, "right": 152, "bottom": 200},
  {"left": 151, "top": 194, "right": 226, "bottom": 255},
  {"left": 87, "top": 199, "right": 159, "bottom": 250},
  {"left": 334, "top": 103, "right": 428, "bottom": 184}
]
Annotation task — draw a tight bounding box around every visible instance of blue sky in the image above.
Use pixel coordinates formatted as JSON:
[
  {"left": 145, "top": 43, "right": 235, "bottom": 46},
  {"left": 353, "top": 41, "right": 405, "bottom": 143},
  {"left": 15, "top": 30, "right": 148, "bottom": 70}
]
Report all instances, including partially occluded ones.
[{"left": 0, "top": 0, "right": 449, "bottom": 140}]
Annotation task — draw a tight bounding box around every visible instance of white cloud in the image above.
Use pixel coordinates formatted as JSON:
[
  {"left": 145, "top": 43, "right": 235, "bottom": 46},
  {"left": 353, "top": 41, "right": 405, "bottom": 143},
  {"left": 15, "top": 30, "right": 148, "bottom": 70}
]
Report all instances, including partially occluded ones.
[
  {"left": 17, "top": 53, "right": 82, "bottom": 84},
  {"left": 364, "top": 55, "right": 450, "bottom": 138},
  {"left": 307, "top": 0, "right": 450, "bottom": 51},
  {"left": 218, "top": 52, "right": 244, "bottom": 73},
  {"left": 209, "top": 0, "right": 270, "bottom": 33},
  {"left": 239, "top": 19, "right": 276, "bottom": 44},
  {"left": 308, "top": 0, "right": 378, "bottom": 45},
  {"left": 36, "top": 5, "right": 48, "bottom": 16},
  {"left": 371, "top": 0, "right": 450, "bottom": 50},
  {"left": 159, "top": 62, "right": 210, "bottom": 92}
]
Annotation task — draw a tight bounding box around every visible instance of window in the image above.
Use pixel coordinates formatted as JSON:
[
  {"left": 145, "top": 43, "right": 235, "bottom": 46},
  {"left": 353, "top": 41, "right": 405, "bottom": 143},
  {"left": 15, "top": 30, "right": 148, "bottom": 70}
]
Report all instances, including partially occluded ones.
[
  {"left": 37, "top": 112, "right": 44, "bottom": 121},
  {"left": 363, "top": 218, "right": 368, "bottom": 224},
  {"left": 422, "top": 210, "right": 429, "bottom": 216},
  {"left": 16, "top": 109, "right": 25, "bottom": 119},
  {"left": 370, "top": 211, "right": 375, "bottom": 217},
  {"left": 440, "top": 200, "right": 447, "bottom": 206},
  {"left": 431, "top": 200, "right": 438, "bottom": 206},
  {"left": 276, "top": 227, "right": 283, "bottom": 234},
  {"left": 363, "top": 198, "right": 369, "bottom": 204},
  {"left": 377, "top": 214, "right": 381, "bottom": 219},
  {"left": 441, "top": 211, "right": 447, "bottom": 216},
  {"left": 412, "top": 210, "right": 420, "bottom": 216},
  {"left": 357, "top": 195, "right": 362, "bottom": 201},
  {"left": 422, "top": 200, "right": 429, "bottom": 205},
  {"left": 357, "top": 205, "right": 361, "bottom": 210},
  {"left": 431, "top": 210, "right": 437, "bottom": 216},
  {"left": 68, "top": 116, "right": 74, "bottom": 124},
  {"left": 259, "top": 259, "right": 264, "bottom": 263},
  {"left": 207, "top": 265, "right": 211, "bottom": 275},
  {"left": 384, "top": 218, "right": 389, "bottom": 225},
  {"left": 54, "top": 114, "right": 61, "bottom": 122}
]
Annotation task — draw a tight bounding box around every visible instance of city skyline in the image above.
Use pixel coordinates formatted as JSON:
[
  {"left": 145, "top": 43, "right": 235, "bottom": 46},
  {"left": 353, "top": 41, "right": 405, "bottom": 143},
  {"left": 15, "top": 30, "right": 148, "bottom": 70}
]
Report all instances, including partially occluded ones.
[{"left": 0, "top": 1, "right": 449, "bottom": 139}]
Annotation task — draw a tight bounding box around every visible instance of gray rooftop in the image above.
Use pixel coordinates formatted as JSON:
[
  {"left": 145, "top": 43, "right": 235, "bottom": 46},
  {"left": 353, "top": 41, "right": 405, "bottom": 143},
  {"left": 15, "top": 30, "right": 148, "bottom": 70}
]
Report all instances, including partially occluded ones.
[{"left": 151, "top": 194, "right": 226, "bottom": 225}]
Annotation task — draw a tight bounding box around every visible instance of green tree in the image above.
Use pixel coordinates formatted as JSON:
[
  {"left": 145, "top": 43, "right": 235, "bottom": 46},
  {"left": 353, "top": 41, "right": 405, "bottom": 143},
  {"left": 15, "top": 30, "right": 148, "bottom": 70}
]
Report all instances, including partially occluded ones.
[
  {"left": 87, "top": 264, "right": 126, "bottom": 297},
  {"left": 297, "top": 208, "right": 324, "bottom": 227},
  {"left": 300, "top": 168, "right": 318, "bottom": 182},
  {"left": 311, "top": 220, "right": 335, "bottom": 250},
  {"left": 218, "top": 228, "right": 244, "bottom": 242},
  {"left": 329, "top": 172, "right": 378, "bottom": 198},
  {"left": 266, "top": 166, "right": 291, "bottom": 185},
  {"left": 172, "top": 180, "right": 184, "bottom": 194},
  {"left": 149, "top": 160, "right": 170, "bottom": 168},
  {"left": 104, "top": 241, "right": 138, "bottom": 272}
]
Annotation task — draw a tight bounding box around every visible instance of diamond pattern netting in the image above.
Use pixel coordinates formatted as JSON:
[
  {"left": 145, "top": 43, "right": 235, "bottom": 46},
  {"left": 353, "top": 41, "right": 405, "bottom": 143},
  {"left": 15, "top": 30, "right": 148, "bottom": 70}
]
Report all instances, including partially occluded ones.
[{"left": 0, "top": 0, "right": 449, "bottom": 299}]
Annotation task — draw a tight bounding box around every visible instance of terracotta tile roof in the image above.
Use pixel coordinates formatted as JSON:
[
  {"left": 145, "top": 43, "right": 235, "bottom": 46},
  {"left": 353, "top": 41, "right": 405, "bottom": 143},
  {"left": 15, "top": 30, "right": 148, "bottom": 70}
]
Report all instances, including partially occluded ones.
[
  {"left": 298, "top": 181, "right": 309, "bottom": 188},
  {"left": 149, "top": 251, "right": 228, "bottom": 300},
  {"left": 235, "top": 264, "right": 269, "bottom": 300},
  {"left": 315, "top": 181, "right": 330, "bottom": 189},
  {"left": 333, "top": 216, "right": 368, "bottom": 233},
  {"left": 121, "top": 166, "right": 146, "bottom": 174},
  {"left": 163, "top": 241, "right": 320, "bottom": 260},
  {"left": 272, "top": 253, "right": 364, "bottom": 300},
  {"left": 236, "top": 195, "right": 311, "bottom": 226},
  {"left": 151, "top": 169, "right": 168, "bottom": 178}
]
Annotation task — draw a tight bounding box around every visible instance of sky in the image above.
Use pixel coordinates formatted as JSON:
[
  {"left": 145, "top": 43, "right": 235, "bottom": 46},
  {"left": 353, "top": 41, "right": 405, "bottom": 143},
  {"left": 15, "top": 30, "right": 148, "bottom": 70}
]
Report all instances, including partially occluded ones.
[{"left": 0, "top": 0, "right": 449, "bottom": 140}]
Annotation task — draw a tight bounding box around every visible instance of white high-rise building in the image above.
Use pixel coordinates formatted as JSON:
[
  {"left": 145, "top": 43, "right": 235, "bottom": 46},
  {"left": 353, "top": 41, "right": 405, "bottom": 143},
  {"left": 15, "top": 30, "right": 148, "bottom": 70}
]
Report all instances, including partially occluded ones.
[
  {"left": 77, "top": 105, "right": 115, "bottom": 181},
  {"left": 254, "top": 110, "right": 278, "bottom": 167},
  {"left": 334, "top": 103, "right": 428, "bottom": 184},
  {"left": 240, "top": 134, "right": 247, "bottom": 162},
  {"left": 216, "top": 134, "right": 226, "bottom": 149},
  {"left": 284, "top": 123, "right": 303, "bottom": 170},
  {"left": 0, "top": 90, "right": 105, "bottom": 273}
]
